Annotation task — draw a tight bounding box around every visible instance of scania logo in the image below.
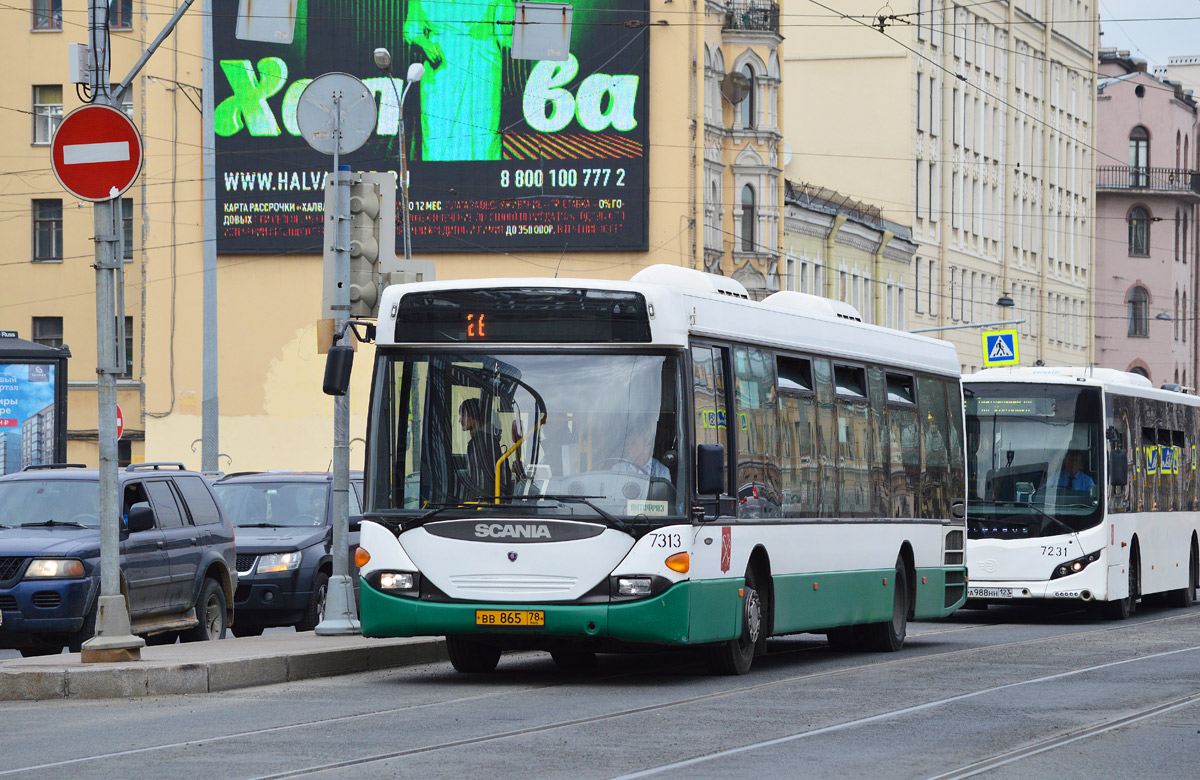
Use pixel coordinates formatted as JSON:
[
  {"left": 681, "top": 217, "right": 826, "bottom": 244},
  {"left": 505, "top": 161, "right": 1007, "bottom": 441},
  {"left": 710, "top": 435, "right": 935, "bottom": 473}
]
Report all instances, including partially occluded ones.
[
  {"left": 508, "top": 551, "right": 518, "bottom": 562},
  {"left": 474, "top": 523, "right": 552, "bottom": 539}
]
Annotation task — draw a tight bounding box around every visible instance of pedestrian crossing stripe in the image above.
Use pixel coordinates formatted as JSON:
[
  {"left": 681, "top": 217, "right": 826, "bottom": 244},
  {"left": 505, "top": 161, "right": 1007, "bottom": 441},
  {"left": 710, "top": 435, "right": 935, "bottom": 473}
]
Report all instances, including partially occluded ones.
[{"left": 981, "top": 329, "right": 1020, "bottom": 367}]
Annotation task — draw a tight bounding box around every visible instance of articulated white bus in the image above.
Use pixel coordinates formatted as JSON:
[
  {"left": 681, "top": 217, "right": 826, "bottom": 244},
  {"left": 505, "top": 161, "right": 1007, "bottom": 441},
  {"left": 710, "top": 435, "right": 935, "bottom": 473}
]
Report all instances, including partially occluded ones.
[
  {"left": 964, "top": 367, "right": 1200, "bottom": 617},
  {"left": 350, "top": 265, "right": 967, "bottom": 674}
]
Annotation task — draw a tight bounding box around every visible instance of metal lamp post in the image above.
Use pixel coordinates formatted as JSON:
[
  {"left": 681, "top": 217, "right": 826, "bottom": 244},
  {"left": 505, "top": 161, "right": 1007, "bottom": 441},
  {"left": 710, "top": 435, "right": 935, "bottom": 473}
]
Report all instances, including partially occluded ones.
[{"left": 373, "top": 48, "right": 423, "bottom": 264}]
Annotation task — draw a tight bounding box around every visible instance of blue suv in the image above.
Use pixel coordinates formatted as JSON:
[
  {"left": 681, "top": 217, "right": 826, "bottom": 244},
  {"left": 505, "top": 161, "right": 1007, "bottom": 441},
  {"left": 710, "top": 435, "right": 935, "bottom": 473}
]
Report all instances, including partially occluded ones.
[
  {"left": 212, "top": 471, "right": 362, "bottom": 636},
  {"left": 0, "top": 463, "right": 237, "bottom": 656}
]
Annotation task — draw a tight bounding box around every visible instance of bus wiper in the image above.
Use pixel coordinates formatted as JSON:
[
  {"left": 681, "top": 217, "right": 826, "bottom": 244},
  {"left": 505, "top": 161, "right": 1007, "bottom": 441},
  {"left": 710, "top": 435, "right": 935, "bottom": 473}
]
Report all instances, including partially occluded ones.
[
  {"left": 20, "top": 519, "right": 88, "bottom": 528},
  {"left": 502, "top": 494, "right": 632, "bottom": 534},
  {"left": 236, "top": 523, "right": 288, "bottom": 529}
]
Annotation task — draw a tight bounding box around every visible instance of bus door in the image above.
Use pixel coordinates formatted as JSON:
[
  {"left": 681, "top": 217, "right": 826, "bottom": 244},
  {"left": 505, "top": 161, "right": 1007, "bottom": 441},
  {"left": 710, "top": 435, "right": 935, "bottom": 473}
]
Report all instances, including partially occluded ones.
[{"left": 692, "top": 343, "right": 735, "bottom": 517}]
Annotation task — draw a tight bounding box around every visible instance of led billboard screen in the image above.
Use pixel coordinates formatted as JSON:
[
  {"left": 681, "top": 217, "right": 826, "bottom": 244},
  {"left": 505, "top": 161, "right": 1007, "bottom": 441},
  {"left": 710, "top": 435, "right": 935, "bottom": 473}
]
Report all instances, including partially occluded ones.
[
  {"left": 0, "top": 363, "right": 57, "bottom": 475},
  {"left": 214, "top": 0, "right": 650, "bottom": 254}
]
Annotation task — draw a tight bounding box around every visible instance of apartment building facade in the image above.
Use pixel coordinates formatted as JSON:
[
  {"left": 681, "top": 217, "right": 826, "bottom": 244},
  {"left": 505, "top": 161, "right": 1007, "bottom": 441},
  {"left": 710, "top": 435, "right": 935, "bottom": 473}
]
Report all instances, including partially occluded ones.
[{"left": 783, "top": 0, "right": 1099, "bottom": 373}]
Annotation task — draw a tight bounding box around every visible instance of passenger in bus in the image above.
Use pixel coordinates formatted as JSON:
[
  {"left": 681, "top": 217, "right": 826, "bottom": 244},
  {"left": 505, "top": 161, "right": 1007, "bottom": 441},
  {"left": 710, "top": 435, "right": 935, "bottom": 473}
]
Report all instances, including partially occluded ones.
[
  {"left": 458, "top": 398, "right": 508, "bottom": 499},
  {"left": 1046, "top": 450, "right": 1095, "bottom": 492}
]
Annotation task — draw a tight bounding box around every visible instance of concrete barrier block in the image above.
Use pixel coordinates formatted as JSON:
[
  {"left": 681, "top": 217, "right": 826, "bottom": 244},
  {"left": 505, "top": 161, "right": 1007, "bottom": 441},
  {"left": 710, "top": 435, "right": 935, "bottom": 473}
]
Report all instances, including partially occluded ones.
[
  {"left": 0, "top": 669, "right": 67, "bottom": 701},
  {"left": 66, "top": 667, "right": 148, "bottom": 699},
  {"left": 146, "top": 663, "right": 209, "bottom": 696},
  {"left": 208, "top": 656, "right": 288, "bottom": 692},
  {"left": 288, "top": 647, "right": 371, "bottom": 680}
]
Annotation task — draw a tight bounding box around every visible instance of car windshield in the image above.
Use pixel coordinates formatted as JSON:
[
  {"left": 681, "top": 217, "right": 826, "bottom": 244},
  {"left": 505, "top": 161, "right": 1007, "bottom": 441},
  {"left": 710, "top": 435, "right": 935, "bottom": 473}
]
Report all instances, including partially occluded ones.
[
  {"left": 965, "top": 382, "right": 1103, "bottom": 537},
  {"left": 213, "top": 482, "right": 328, "bottom": 527},
  {"left": 0, "top": 480, "right": 100, "bottom": 527},
  {"left": 369, "top": 351, "right": 686, "bottom": 520}
]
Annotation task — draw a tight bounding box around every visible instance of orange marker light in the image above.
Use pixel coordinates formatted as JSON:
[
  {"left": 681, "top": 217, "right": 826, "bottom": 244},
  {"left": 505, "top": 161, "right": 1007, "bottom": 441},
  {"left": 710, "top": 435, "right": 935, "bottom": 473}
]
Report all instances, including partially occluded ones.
[
  {"left": 354, "top": 548, "right": 371, "bottom": 568},
  {"left": 665, "top": 552, "right": 690, "bottom": 573}
]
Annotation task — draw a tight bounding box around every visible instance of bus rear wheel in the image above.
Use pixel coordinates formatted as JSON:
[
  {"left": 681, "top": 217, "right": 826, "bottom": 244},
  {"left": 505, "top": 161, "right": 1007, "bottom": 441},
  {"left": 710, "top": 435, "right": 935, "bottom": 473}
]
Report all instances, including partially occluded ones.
[
  {"left": 446, "top": 637, "right": 501, "bottom": 673},
  {"left": 861, "top": 556, "right": 909, "bottom": 652},
  {"left": 1166, "top": 543, "right": 1198, "bottom": 609},
  {"left": 704, "top": 567, "right": 764, "bottom": 675}
]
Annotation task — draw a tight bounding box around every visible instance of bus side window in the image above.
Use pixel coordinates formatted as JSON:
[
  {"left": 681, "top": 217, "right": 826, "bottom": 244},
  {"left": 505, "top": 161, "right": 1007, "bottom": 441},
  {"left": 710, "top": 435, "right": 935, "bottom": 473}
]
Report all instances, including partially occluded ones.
[
  {"left": 692, "top": 344, "right": 730, "bottom": 513},
  {"left": 917, "top": 375, "right": 951, "bottom": 519},
  {"left": 813, "top": 358, "right": 837, "bottom": 517}
]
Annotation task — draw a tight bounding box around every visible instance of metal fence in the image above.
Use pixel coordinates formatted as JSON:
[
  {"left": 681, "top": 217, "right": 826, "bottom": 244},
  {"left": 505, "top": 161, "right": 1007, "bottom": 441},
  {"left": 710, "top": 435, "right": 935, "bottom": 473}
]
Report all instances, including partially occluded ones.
[
  {"left": 724, "top": 1, "right": 780, "bottom": 33},
  {"left": 1096, "top": 165, "right": 1200, "bottom": 194}
]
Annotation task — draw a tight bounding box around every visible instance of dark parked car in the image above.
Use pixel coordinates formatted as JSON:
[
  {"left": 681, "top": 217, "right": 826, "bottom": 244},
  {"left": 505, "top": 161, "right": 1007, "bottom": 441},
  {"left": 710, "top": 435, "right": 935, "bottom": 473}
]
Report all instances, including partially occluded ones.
[
  {"left": 0, "top": 463, "right": 237, "bottom": 656},
  {"left": 211, "top": 471, "right": 363, "bottom": 637}
]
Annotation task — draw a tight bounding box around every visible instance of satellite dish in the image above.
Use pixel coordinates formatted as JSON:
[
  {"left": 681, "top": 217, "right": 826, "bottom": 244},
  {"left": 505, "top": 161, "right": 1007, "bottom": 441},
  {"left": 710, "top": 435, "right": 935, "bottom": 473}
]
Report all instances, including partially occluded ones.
[
  {"left": 296, "top": 73, "right": 378, "bottom": 156},
  {"left": 721, "top": 71, "right": 751, "bottom": 105}
]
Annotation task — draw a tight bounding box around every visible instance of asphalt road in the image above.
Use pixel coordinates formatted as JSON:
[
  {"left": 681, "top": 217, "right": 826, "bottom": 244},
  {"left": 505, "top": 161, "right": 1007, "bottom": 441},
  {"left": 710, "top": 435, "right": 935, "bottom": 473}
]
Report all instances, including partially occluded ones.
[{"left": 2, "top": 602, "right": 1199, "bottom": 780}]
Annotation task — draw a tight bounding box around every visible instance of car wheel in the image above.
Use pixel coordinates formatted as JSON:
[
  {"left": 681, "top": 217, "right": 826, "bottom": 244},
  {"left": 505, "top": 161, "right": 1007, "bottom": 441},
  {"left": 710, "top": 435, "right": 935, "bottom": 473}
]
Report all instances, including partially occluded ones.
[
  {"left": 296, "top": 571, "right": 330, "bottom": 632},
  {"left": 19, "top": 646, "right": 63, "bottom": 657},
  {"left": 67, "top": 596, "right": 100, "bottom": 653},
  {"left": 446, "top": 636, "right": 501, "bottom": 673},
  {"left": 182, "top": 579, "right": 228, "bottom": 642}
]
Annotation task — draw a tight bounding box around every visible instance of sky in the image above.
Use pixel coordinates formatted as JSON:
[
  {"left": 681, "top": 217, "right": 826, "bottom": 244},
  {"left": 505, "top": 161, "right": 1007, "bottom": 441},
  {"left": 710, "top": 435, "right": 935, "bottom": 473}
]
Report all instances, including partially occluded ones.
[{"left": 1098, "top": 0, "right": 1200, "bottom": 68}]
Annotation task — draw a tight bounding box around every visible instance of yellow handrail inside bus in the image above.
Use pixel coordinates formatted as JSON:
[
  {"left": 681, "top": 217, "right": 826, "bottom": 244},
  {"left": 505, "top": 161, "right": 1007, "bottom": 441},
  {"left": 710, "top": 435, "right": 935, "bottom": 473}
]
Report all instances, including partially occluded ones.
[{"left": 495, "top": 413, "right": 547, "bottom": 503}]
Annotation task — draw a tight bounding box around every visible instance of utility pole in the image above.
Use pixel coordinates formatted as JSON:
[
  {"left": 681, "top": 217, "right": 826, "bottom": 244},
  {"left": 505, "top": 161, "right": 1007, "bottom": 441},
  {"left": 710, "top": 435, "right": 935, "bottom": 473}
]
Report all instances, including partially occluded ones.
[{"left": 80, "top": 0, "right": 142, "bottom": 663}]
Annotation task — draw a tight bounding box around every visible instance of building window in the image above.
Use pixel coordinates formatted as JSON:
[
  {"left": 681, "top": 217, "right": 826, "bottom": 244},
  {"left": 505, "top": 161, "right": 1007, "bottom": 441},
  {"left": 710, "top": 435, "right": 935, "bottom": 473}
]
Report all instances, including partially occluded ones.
[
  {"left": 32, "top": 85, "right": 63, "bottom": 145},
  {"left": 739, "top": 65, "right": 755, "bottom": 129},
  {"left": 32, "top": 199, "right": 63, "bottom": 261},
  {"left": 740, "top": 184, "right": 755, "bottom": 252},
  {"left": 1128, "top": 206, "right": 1150, "bottom": 256},
  {"left": 110, "top": 0, "right": 133, "bottom": 30},
  {"left": 1129, "top": 126, "right": 1149, "bottom": 187},
  {"left": 122, "top": 198, "right": 134, "bottom": 260},
  {"left": 31, "top": 317, "right": 63, "bottom": 348},
  {"left": 1127, "top": 286, "right": 1149, "bottom": 338},
  {"left": 116, "top": 316, "right": 133, "bottom": 377},
  {"left": 33, "top": 0, "right": 61, "bottom": 29}
]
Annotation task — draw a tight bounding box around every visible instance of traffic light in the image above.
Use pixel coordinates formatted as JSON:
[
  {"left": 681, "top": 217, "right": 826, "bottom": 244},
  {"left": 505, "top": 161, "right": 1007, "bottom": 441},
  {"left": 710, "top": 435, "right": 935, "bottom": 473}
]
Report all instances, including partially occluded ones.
[
  {"left": 322, "top": 172, "right": 397, "bottom": 321},
  {"left": 348, "top": 178, "right": 384, "bottom": 318}
]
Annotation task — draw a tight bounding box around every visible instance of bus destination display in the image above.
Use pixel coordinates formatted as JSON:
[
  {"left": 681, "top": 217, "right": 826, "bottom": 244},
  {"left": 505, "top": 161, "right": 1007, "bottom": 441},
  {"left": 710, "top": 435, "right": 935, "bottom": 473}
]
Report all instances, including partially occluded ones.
[{"left": 213, "top": 0, "right": 649, "bottom": 254}]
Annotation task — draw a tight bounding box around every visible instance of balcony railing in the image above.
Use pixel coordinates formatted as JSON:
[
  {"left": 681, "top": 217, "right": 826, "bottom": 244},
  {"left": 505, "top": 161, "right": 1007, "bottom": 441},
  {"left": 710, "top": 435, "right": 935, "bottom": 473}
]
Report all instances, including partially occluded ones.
[
  {"left": 1097, "top": 165, "right": 1200, "bottom": 195},
  {"left": 725, "top": 1, "right": 780, "bottom": 33}
]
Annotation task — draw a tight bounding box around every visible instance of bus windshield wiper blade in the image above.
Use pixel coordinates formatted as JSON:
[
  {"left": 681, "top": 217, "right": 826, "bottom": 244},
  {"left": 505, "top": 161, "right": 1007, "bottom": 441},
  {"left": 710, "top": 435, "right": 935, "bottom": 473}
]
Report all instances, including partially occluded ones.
[
  {"left": 503, "top": 494, "right": 632, "bottom": 533},
  {"left": 236, "top": 523, "right": 288, "bottom": 528}
]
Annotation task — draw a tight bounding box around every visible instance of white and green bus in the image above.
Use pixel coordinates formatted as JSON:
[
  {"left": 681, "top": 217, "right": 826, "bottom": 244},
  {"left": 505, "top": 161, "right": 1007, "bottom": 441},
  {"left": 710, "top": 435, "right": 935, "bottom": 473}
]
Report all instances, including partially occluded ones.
[
  {"left": 349, "top": 266, "right": 968, "bottom": 674},
  {"left": 964, "top": 367, "right": 1200, "bottom": 617}
]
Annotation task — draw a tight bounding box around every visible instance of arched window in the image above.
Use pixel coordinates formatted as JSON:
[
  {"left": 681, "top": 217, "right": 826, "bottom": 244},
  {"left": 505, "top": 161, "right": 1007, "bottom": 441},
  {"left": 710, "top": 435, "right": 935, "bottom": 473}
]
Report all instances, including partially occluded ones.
[
  {"left": 1128, "top": 206, "right": 1150, "bottom": 256},
  {"left": 1176, "top": 130, "right": 1182, "bottom": 170},
  {"left": 741, "top": 184, "right": 756, "bottom": 252},
  {"left": 1128, "top": 286, "right": 1149, "bottom": 337},
  {"left": 1175, "top": 288, "right": 1180, "bottom": 340},
  {"left": 739, "top": 65, "right": 755, "bottom": 129},
  {"left": 1175, "top": 208, "right": 1181, "bottom": 260},
  {"left": 1184, "top": 211, "right": 1189, "bottom": 263},
  {"left": 1130, "top": 126, "right": 1150, "bottom": 186},
  {"left": 1130, "top": 365, "right": 1150, "bottom": 380},
  {"left": 1185, "top": 292, "right": 1189, "bottom": 342}
]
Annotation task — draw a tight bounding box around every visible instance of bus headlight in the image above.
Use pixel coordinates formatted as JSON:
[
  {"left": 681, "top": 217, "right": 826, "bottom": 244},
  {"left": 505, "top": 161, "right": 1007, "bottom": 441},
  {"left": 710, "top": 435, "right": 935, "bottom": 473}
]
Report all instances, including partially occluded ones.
[
  {"left": 617, "top": 577, "right": 653, "bottom": 596},
  {"left": 24, "top": 558, "right": 85, "bottom": 578},
  {"left": 1050, "top": 550, "right": 1102, "bottom": 580},
  {"left": 379, "top": 572, "right": 415, "bottom": 591}
]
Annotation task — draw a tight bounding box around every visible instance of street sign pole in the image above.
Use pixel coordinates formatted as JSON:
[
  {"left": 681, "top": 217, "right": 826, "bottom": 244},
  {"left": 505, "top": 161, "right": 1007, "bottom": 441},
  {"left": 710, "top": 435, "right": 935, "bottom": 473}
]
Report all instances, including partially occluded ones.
[{"left": 80, "top": 0, "right": 143, "bottom": 663}]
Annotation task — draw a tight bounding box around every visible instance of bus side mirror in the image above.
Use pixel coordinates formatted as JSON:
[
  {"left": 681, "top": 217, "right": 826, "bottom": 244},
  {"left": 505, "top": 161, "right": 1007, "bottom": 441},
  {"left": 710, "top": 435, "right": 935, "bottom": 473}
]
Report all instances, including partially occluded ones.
[
  {"left": 696, "top": 444, "right": 725, "bottom": 495},
  {"left": 323, "top": 344, "right": 354, "bottom": 396},
  {"left": 1109, "top": 450, "right": 1128, "bottom": 487}
]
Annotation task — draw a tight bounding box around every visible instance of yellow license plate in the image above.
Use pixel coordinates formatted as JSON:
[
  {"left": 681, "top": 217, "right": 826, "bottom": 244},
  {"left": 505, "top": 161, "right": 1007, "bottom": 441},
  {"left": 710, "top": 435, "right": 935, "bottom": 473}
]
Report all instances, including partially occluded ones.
[{"left": 475, "top": 610, "right": 545, "bottom": 627}]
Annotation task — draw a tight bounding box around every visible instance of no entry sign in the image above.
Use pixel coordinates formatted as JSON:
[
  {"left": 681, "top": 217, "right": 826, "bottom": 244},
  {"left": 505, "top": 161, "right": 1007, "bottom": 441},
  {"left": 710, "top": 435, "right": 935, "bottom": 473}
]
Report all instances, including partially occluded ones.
[{"left": 51, "top": 104, "right": 144, "bottom": 202}]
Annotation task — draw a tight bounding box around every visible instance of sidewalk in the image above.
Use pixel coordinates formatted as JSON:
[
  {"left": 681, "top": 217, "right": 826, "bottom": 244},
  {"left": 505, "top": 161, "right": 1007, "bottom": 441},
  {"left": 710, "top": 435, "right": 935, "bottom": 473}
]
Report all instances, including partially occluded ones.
[{"left": 0, "top": 633, "right": 446, "bottom": 701}]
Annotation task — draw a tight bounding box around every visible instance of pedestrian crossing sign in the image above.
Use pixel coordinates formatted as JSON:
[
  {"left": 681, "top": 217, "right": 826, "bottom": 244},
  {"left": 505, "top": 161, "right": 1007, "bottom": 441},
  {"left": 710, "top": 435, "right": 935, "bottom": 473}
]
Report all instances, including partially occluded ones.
[{"left": 982, "top": 329, "right": 1019, "bottom": 367}]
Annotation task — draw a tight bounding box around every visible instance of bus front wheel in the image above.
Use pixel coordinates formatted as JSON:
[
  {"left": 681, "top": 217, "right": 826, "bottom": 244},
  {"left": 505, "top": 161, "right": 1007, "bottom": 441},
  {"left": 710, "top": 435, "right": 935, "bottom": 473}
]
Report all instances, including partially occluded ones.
[
  {"left": 1166, "top": 542, "right": 1197, "bottom": 609},
  {"left": 1104, "top": 545, "right": 1140, "bottom": 620},
  {"left": 704, "top": 567, "right": 764, "bottom": 675},
  {"left": 446, "top": 637, "right": 501, "bottom": 673}
]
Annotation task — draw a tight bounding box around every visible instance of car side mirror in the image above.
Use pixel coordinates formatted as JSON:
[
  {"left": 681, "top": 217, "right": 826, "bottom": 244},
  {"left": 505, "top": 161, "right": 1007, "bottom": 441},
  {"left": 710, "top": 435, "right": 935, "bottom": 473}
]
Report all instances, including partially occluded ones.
[
  {"left": 127, "top": 503, "right": 155, "bottom": 533},
  {"left": 696, "top": 444, "right": 725, "bottom": 496},
  {"left": 323, "top": 344, "right": 354, "bottom": 396},
  {"left": 1109, "top": 450, "right": 1128, "bottom": 487}
]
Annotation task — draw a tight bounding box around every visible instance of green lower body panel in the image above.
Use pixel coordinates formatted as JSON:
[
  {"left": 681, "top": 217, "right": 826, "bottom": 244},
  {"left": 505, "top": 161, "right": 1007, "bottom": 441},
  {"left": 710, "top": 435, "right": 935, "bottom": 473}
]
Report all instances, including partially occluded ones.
[
  {"left": 359, "top": 579, "right": 743, "bottom": 646},
  {"left": 914, "top": 566, "right": 967, "bottom": 618}
]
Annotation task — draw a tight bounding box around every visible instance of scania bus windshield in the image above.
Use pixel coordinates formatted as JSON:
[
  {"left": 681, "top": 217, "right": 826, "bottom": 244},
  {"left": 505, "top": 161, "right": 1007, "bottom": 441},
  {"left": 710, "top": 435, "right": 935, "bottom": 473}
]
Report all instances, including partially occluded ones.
[
  {"left": 368, "top": 351, "right": 686, "bottom": 521},
  {"left": 965, "top": 382, "right": 1103, "bottom": 537}
]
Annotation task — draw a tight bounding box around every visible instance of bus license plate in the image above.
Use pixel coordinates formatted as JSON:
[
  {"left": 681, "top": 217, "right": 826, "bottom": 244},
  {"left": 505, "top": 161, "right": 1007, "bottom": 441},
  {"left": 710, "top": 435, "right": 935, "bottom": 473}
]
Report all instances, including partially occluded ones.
[
  {"left": 475, "top": 610, "right": 545, "bottom": 627},
  {"left": 968, "top": 587, "right": 1013, "bottom": 599}
]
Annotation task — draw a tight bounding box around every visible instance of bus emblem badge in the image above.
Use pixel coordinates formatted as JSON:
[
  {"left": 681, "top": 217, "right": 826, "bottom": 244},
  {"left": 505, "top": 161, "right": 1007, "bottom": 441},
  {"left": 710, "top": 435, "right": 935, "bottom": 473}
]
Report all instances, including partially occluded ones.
[{"left": 508, "top": 552, "right": 518, "bottom": 562}]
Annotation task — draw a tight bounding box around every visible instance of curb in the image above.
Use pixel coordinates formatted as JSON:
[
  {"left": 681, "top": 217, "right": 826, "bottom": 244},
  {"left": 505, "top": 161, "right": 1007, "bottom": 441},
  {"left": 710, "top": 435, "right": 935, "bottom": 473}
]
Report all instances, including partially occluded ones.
[{"left": 0, "top": 637, "right": 447, "bottom": 701}]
